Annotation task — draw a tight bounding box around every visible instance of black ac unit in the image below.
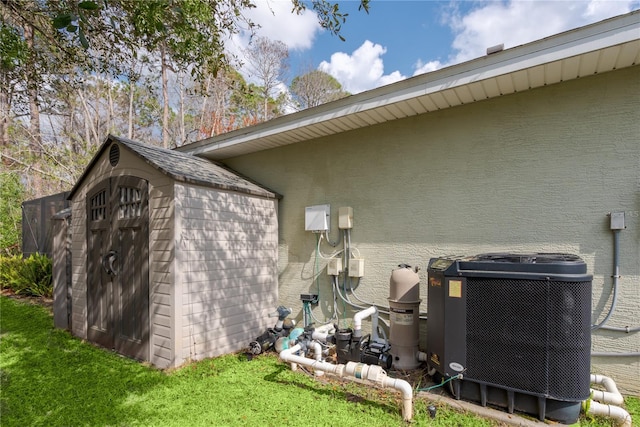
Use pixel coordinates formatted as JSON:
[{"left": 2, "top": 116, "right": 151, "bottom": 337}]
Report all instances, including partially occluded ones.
[{"left": 426, "top": 253, "right": 592, "bottom": 424}]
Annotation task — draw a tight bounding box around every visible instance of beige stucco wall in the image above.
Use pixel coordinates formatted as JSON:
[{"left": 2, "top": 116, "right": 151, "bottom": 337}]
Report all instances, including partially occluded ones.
[
  {"left": 69, "top": 142, "right": 176, "bottom": 368},
  {"left": 222, "top": 66, "right": 640, "bottom": 394},
  {"left": 173, "top": 183, "right": 278, "bottom": 366}
]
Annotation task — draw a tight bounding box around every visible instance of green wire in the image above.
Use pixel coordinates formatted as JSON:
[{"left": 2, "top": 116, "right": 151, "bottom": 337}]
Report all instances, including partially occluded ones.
[
  {"left": 416, "top": 374, "right": 463, "bottom": 392},
  {"left": 315, "top": 233, "right": 320, "bottom": 296}
]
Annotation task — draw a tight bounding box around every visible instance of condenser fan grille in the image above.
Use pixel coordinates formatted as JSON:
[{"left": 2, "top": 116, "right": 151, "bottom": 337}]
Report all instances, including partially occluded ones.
[{"left": 466, "top": 278, "right": 591, "bottom": 400}]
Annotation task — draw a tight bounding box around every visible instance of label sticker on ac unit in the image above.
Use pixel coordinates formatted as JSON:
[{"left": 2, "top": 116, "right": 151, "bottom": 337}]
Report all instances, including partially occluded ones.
[
  {"left": 449, "top": 362, "right": 464, "bottom": 372},
  {"left": 448, "top": 280, "right": 462, "bottom": 298},
  {"left": 390, "top": 307, "right": 414, "bottom": 325}
]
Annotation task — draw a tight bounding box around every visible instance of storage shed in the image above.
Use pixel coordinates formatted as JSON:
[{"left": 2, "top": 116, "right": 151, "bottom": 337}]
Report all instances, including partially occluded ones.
[{"left": 67, "top": 135, "right": 279, "bottom": 368}]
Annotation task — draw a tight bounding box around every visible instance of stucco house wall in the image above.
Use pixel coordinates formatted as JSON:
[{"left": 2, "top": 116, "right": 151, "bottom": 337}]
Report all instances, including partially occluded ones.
[{"left": 219, "top": 65, "right": 640, "bottom": 393}]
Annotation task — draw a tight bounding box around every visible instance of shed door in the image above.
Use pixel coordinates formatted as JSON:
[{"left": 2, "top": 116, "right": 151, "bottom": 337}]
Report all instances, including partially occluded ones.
[{"left": 86, "top": 176, "right": 149, "bottom": 361}]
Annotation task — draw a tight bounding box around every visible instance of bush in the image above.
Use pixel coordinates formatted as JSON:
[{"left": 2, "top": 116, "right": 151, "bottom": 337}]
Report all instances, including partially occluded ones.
[{"left": 0, "top": 253, "right": 53, "bottom": 298}]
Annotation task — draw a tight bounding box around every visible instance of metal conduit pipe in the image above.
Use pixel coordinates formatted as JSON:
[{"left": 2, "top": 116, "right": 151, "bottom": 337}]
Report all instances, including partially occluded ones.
[
  {"left": 592, "top": 229, "right": 620, "bottom": 330},
  {"left": 598, "top": 325, "right": 640, "bottom": 333},
  {"left": 280, "top": 344, "right": 414, "bottom": 421},
  {"left": 591, "top": 225, "right": 640, "bottom": 333},
  {"left": 591, "top": 352, "right": 640, "bottom": 357}
]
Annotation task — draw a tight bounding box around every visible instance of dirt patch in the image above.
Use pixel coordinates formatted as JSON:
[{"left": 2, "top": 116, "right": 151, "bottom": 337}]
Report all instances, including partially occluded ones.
[{"left": 1, "top": 288, "right": 53, "bottom": 312}]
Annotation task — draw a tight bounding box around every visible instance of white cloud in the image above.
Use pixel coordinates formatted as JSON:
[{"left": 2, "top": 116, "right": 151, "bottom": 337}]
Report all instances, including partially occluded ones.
[
  {"left": 241, "top": 0, "right": 321, "bottom": 51},
  {"left": 444, "top": 0, "right": 638, "bottom": 65},
  {"left": 413, "top": 60, "right": 443, "bottom": 76},
  {"left": 318, "top": 40, "right": 406, "bottom": 94}
]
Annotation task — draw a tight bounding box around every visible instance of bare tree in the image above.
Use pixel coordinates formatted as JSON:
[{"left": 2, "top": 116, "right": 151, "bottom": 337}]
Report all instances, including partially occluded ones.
[{"left": 243, "top": 37, "right": 289, "bottom": 121}]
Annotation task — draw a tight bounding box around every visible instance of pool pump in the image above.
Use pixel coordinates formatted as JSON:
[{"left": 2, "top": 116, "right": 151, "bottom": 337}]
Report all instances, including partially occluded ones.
[{"left": 248, "top": 306, "right": 293, "bottom": 355}]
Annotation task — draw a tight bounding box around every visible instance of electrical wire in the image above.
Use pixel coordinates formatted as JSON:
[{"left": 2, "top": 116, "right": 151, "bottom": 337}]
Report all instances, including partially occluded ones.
[
  {"left": 316, "top": 234, "right": 344, "bottom": 260},
  {"left": 308, "top": 234, "right": 339, "bottom": 325},
  {"left": 416, "top": 373, "right": 464, "bottom": 392}
]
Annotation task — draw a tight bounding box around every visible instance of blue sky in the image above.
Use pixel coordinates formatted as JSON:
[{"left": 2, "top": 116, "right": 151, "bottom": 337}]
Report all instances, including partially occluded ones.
[{"left": 232, "top": 1, "right": 640, "bottom": 94}]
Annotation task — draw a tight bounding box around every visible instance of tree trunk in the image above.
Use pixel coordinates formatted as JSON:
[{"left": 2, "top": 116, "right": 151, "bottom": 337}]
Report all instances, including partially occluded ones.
[
  {"left": 128, "top": 82, "right": 135, "bottom": 139},
  {"left": 0, "top": 84, "right": 9, "bottom": 147},
  {"left": 161, "top": 43, "right": 170, "bottom": 148},
  {"left": 24, "top": 24, "right": 41, "bottom": 154},
  {"left": 199, "top": 74, "right": 211, "bottom": 139},
  {"left": 178, "top": 72, "right": 185, "bottom": 146}
]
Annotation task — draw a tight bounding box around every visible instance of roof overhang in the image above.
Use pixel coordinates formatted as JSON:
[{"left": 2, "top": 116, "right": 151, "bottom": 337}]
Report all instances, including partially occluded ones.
[{"left": 177, "top": 11, "right": 640, "bottom": 161}]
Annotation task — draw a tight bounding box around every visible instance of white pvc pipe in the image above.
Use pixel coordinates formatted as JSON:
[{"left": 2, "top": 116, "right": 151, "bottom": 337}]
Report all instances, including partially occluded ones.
[
  {"left": 279, "top": 344, "right": 413, "bottom": 421},
  {"left": 353, "top": 306, "right": 378, "bottom": 340},
  {"left": 310, "top": 341, "right": 324, "bottom": 377},
  {"left": 311, "top": 323, "right": 335, "bottom": 342},
  {"left": 280, "top": 344, "right": 346, "bottom": 376},
  {"left": 590, "top": 374, "right": 624, "bottom": 405},
  {"left": 584, "top": 400, "right": 632, "bottom": 427},
  {"left": 382, "top": 376, "right": 413, "bottom": 420}
]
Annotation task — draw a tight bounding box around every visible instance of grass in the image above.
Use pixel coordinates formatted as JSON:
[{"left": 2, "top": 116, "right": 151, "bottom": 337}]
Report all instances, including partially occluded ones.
[{"left": 0, "top": 296, "right": 637, "bottom": 427}]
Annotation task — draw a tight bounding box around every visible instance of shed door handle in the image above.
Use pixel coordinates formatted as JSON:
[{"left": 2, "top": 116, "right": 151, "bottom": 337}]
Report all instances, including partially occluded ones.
[{"left": 102, "top": 250, "right": 118, "bottom": 276}]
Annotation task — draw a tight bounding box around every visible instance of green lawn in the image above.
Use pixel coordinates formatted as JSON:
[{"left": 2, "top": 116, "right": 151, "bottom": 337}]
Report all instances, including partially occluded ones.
[{"left": 0, "top": 296, "right": 634, "bottom": 426}]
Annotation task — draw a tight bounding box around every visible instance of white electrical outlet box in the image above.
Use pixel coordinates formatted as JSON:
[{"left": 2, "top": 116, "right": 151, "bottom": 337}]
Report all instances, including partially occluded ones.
[
  {"left": 327, "top": 258, "right": 342, "bottom": 276},
  {"left": 339, "top": 207, "right": 353, "bottom": 229},
  {"left": 305, "top": 204, "right": 330, "bottom": 232},
  {"left": 349, "top": 258, "right": 365, "bottom": 278}
]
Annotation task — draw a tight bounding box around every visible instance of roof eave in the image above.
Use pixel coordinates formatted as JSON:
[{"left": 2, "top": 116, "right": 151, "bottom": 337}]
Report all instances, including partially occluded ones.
[{"left": 176, "top": 10, "right": 640, "bottom": 161}]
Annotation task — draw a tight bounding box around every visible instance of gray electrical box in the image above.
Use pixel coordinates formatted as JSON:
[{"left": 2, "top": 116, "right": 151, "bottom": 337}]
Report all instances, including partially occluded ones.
[
  {"left": 610, "top": 212, "right": 625, "bottom": 230},
  {"left": 305, "top": 204, "right": 330, "bottom": 232}
]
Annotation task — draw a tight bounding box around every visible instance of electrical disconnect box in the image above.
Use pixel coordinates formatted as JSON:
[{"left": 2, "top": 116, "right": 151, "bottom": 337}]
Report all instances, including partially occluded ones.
[
  {"left": 339, "top": 207, "right": 353, "bottom": 229},
  {"left": 610, "top": 212, "right": 626, "bottom": 230},
  {"left": 305, "top": 204, "right": 330, "bottom": 233},
  {"left": 349, "top": 258, "right": 365, "bottom": 277}
]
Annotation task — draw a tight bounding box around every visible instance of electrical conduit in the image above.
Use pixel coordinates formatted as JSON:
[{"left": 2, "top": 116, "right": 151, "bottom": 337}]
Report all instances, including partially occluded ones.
[{"left": 279, "top": 344, "right": 413, "bottom": 421}]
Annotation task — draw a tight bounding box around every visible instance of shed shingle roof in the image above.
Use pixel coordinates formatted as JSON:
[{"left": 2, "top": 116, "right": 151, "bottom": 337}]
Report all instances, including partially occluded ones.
[{"left": 69, "top": 135, "right": 279, "bottom": 200}]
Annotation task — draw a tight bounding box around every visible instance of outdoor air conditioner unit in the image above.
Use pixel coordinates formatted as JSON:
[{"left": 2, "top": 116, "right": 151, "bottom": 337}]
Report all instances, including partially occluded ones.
[{"left": 426, "top": 253, "right": 592, "bottom": 424}]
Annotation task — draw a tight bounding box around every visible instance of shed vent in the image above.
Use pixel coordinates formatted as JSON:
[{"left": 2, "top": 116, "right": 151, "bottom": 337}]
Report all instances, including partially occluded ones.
[{"left": 109, "top": 143, "right": 120, "bottom": 167}]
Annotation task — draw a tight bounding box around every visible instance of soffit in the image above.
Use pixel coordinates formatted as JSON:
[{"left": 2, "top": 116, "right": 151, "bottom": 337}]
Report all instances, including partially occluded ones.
[{"left": 178, "top": 12, "right": 640, "bottom": 161}]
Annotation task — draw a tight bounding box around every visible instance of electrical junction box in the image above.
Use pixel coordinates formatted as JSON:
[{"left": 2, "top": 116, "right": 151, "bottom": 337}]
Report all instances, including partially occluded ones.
[
  {"left": 339, "top": 207, "right": 353, "bottom": 229},
  {"left": 327, "top": 258, "right": 342, "bottom": 276},
  {"left": 349, "top": 258, "right": 365, "bottom": 277},
  {"left": 305, "top": 204, "right": 330, "bottom": 233},
  {"left": 610, "top": 212, "right": 625, "bottom": 230}
]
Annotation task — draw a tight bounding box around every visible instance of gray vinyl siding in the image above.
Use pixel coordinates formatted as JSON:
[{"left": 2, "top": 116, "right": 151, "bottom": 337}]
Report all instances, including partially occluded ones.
[
  {"left": 174, "top": 183, "right": 278, "bottom": 365},
  {"left": 148, "top": 183, "right": 176, "bottom": 368}
]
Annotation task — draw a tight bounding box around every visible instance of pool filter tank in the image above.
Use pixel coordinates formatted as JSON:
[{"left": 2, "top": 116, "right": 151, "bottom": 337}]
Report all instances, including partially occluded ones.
[{"left": 388, "top": 264, "right": 421, "bottom": 370}]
